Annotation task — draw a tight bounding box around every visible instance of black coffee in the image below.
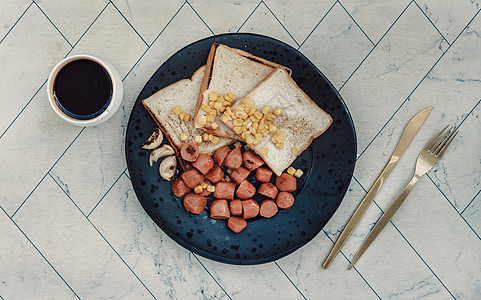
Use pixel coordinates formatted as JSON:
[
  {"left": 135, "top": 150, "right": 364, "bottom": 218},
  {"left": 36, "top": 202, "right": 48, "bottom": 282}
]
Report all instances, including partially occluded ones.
[{"left": 53, "top": 59, "right": 112, "bottom": 119}]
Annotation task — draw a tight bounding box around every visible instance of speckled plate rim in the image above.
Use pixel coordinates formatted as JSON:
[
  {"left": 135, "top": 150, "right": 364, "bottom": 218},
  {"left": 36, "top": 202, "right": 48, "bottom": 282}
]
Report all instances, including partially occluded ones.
[{"left": 125, "top": 33, "right": 357, "bottom": 265}]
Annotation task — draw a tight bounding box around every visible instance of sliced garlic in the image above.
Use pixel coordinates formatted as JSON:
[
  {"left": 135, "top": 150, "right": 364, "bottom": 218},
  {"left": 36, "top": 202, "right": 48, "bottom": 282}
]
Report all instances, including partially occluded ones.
[
  {"left": 149, "top": 144, "right": 175, "bottom": 166},
  {"left": 142, "top": 128, "right": 163, "bottom": 150},
  {"left": 159, "top": 155, "right": 176, "bottom": 181}
]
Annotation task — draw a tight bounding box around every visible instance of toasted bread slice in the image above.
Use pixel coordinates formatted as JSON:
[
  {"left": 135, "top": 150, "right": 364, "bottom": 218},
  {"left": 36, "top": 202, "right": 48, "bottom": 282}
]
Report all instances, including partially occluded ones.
[
  {"left": 142, "top": 66, "right": 234, "bottom": 169},
  {"left": 193, "top": 43, "right": 291, "bottom": 139},
  {"left": 221, "top": 68, "right": 332, "bottom": 176}
]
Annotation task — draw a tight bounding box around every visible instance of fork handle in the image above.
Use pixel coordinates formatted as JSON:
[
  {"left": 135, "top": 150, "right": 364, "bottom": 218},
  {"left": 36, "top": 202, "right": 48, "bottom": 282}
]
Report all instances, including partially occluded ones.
[{"left": 348, "top": 175, "right": 419, "bottom": 269}]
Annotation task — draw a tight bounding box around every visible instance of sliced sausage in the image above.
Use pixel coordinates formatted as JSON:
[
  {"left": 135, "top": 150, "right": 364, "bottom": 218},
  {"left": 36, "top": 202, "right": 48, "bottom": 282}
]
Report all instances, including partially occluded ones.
[
  {"left": 181, "top": 168, "right": 204, "bottom": 189},
  {"left": 258, "top": 183, "right": 278, "bottom": 199},
  {"left": 180, "top": 142, "right": 199, "bottom": 162},
  {"left": 276, "top": 173, "right": 297, "bottom": 192},
  {"left": 213, "top": 182, "right": 236, "bottom": 200},
  {"left": 236, "top": 180, "right": 256, "bottom": 199},
  {"left": 242, "top": 150, "right": 264, "bottom": 171},
  {"left": 205, "top": 164, "right": 224, "bottom": 184},
  {"left": 183, "top": 193, "right": 207, "bottom": 214},
  {"left": 260, "top": 199, "right": 278, "bottom": 218},
  {"left": 229, "top": 199, "right": 243, "bottom": 216},
  {"left": 210, "top": 199, "right": 230, "bottom": 219},
  {"left": 171, "top": 178, "right": 191, "bottom": 197},
  {"left": 192, "top": 154, "right": 214, "bottom": 175},
  {"left": 230, "top": 167, "right": 250, "bottom": 185},
  {"left": 276, "top": 192, "right": 294, "bottom": 210},
  {"left": 228, "top": 216, "right": 247, "bottom": 233},
  {"left": 224, "top": 146, "right": 242, "bottom": 169},
  {"left": 255, "top": 166, "right": 273, "bottom": 183},
  {"left": 242, "top": 199, "right": 259, "bottom": 219},
  {"left": 213, "top": 146, "right": 231, "bottom": 166}
]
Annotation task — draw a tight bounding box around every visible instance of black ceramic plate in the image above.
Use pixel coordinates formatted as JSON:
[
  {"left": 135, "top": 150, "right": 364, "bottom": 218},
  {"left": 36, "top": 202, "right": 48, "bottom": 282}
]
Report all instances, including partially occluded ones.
[{"left": 125, "top": 33, "right": 356, "bottom": 265}]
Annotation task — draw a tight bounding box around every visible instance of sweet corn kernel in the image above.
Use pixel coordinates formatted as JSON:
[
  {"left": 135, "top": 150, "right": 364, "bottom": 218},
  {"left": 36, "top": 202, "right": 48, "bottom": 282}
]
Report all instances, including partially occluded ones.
[
  {"left": 208, "top": 134, "right": 214, "bottom": 141},
  {"left": 276, "top": 142, "right": 284, "bottom": 149},
  {"left": 252, "top": 122, "right": 259, "bottom": 130},
  {"left": 253, "top": 139, "right": 260, "bottom": 146},
  {"left": 178, "top": 112, "right": 185, "bottom": 120},
  {"left": 265, "top": 113, "right": 275, "bottom": 121},
  {"left": 262, "top": 148, "right": 269, "bottom": 155},
  {"left": 226, "top": 168, "right": 233, "bottom": 175},
  {"left": 194, "top": 185, "right": 203, "bottom": 194},
  {"left": 214, "top": 102, "right": 223, "bottom": 110},
  {"left": 219, "top": 106, "right": 226, "bottom": 113},
  {"left": 201, "top": 181, "right": 208, "bottom": 189},
  {"left": 249, "top": 115, "right": 257, "bottom": 122},
  {"left": 211, "top": 122, "right": 219, "bottom": 129},
  {"left": 211, "top": 136, "right": 220, "bottom": 145},
  {"left": 292, "top": 147, "right": 298, "bottom": 154},
  {"left": 198, "top": 115, "right": 207, "bottom": 125},
  {"left": 202, "top": 133, "right": 209, "bottom": 142},
  {"left": 207, "top": 113, "right": 216, "bottom": 123},
  {"left": 262, "top": 130, "right": 269, "bottom": 137},
  {"left": 277, "top": 135, "right": 285, "bottom": 143},
  {"left": 244, "top": 144, "right": 251, "bottom": 151},
  {"left": 224, "top": 175, "right": 231, "bottom": 182},
  {"left": 248, "top": 126, "right": 256, "bottom": 134},
  {"left": 294, "top": 169, "right": 304, "bottom": 178},
  {"left": 269, "top": 124, "right": 277, "bottom": 133},
  {"left": 233, "top": 126, "right": 243, "bottom": 134},
  {"left": 262, "top": 106, "right": 269, "bottom": 114},
  {"left": 271, "top": 135, "right": 277, "bottom": 143},
  {"left": 235, "top": 110, "right": 248, "bottom": 119},
  {"left": 222, "top": 100, "right": 230, "bottom": 107},
  {"left": 253, "top": 111, "right": 263, "bottom": 120},
  {"left": 217, "top": 96, "right": 224, "bottom": 102},
  {"left": 241, "top": 131, "right": 251, "bottom": 139},
  {"left": 184, "top": 114, "right": 191, "bottom": 122},
  {"left": 209, "top": 101, "right": 215, "bottom": 108},
  {"left": 273, "top": 107, "right": 283, "bottom": 116},
  {"left": 255, "top": 133, "right": 262, "bottom": 140},
  {"left": 220, "top": 115, "right": 230, "bottom": 123},
  {"left": 180, "top": 132, "right": 189, "bottom": 142},
  {"left": 243, "top": 119, "right": 252, "bottom": 128},
  {"left": 172, "top": 106, "right": 182, "bottom": 115},
  {"left": 246, "top": 135, "right": 255, "bottom": 144},
  {"left": 225, "top": 107, "right": 232, "bottom": 115},
  {"left": 201, "top": 104, "right": 211, "bottom": 113},
  {"left": 287, "top": 167, "right": 296, "bottom": 175},
  {"left": 227, "top": 92, "right": 235, "bottom": 101},
  {"left": 234, "top": 142, "right": 242, "bottom": 148},
  {"left": 209, "top": 92, "right": 218, "bottom": 100},
  {"left": 242, "top": 98, "right": 252, "bottom": 105},
  {"left": 206, "top": 185, "right": 215, "bottom": 192},
  {"left": 233, "top": 119, "right": 243, "bottom": 127},
  {"left": 248, "top": 108, "right": 256, "bottom": 116},
  {"left": 194, "top": 135, "right": 203, "bottom": 145}
]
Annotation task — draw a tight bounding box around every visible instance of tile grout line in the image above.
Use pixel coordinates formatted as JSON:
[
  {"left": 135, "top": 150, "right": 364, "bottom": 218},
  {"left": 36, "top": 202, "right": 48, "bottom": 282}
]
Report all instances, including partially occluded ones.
[
  {"left": 338, "top": 0, "right": 413, "bottom": 92},
  {"left": 0, "top": 205, "right": 81, "bottom": 299},
  {"left": 122, "top": 1, "right": 187, "bottom": 80},
  {"left": 11, "top": 127, "right": 86, "bottom": 218},
  {"left": 32, "top": 0, "right": 73, "bottom": 47},
  {"left": 355, "top": 8, "right": 481, "bottom": 162},
  {"left": 273, "top": 261, "right": 308, "bottom": 300},
  {"left": 237, "top": 1, "right": 263, "bottom": 33},
  {"left": 337, "top": 0, "right": 375, "bottom": 46},
  {"left": 352, "top": 175, "right": 457, "bottom": 299},
  {"left": 123, "top": 169, "right": 131, "bottom": 180},
  {"left": 185, "top": 1, "right": 215, "bottom": 36},
  {"left": 322, "top": 229, "right": 382, "bottom": 299},
  {"left": 461, "top": 189, "right": 481, "bottom": 216},
  {"left": 87, "top": 167, "right": 128, "bottom": 217},
  {"left": 297, "top": 0, "right": 338, "bottom": 49},
  {"left": 109, "top": 0, "right": 149, "bottom": 47},
  {"left": 426, "top": 174, "right": 481, "bottom": 241},
  {"left": 261, "top": 1, "right": 300, "bottom": 47},
  {"left": 69, "top": 1, "right": 111, "bottom": 50},
  {"left": 48, "top": 173, "right": 158, "bottom": 300},
  {"left": 412, "top": 0, "right": 451, "bottom": 46},
  {"left": 0, "top": 1, "right": 33, "bottom": 45},
  {"left": 191, "top": 253, "right": 233, "bottom": 300}
]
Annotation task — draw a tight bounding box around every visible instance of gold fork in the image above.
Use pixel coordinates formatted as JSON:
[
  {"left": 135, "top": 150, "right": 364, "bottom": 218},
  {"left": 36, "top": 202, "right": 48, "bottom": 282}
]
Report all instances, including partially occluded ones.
[{"left": 348, "top": 125, "right": 458, "bottom": 269}]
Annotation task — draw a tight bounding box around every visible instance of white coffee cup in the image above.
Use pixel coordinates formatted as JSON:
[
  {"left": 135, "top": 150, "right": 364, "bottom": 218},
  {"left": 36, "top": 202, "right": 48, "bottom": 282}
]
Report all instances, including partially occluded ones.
[{"left": 47, "top": 54, "right": 123, "bottom": 126}]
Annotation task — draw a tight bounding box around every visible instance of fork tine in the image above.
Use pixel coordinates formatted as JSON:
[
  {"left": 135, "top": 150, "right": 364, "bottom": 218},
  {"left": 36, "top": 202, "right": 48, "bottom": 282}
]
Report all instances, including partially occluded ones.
[
  {"left": 437, "top": 130, "right": 458, "bottom": 157},
  {"left": 432, "top": 126, "right": 453, "bottom": 154},
  {"left": 426, "top": 125, "right": 449, "bottom": 150}
]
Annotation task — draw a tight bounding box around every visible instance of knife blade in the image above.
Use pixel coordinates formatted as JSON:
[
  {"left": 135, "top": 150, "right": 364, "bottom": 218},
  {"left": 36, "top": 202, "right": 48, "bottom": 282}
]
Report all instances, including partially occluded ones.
[{"left": 322, "top": 106, "right": 433, "bottom": 269}]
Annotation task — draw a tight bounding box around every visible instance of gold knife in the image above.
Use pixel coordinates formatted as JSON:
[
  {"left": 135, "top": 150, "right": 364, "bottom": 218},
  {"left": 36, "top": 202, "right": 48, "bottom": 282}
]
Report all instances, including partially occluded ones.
[{"left": 322, "top": 106, "right": 433, "bottom": 269}]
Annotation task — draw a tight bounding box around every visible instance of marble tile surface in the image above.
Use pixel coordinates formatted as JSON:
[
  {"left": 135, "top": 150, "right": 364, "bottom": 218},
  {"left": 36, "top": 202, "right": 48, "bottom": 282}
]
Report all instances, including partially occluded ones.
[{"left": 1, "top": 0, "right": 480, "bottom": 299}]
